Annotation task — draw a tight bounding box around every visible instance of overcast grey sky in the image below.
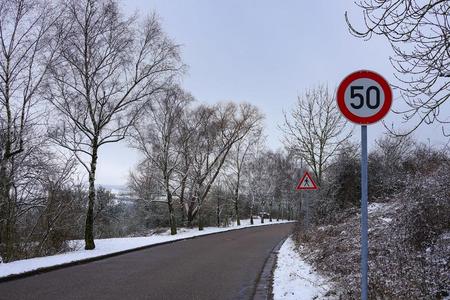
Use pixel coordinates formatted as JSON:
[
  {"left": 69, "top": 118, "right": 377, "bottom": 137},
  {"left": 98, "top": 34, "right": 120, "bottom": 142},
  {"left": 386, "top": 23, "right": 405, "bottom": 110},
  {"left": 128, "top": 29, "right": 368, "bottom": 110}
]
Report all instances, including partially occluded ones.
[{"left": 96, "top": 0, "right": 449, "bottom": 186}]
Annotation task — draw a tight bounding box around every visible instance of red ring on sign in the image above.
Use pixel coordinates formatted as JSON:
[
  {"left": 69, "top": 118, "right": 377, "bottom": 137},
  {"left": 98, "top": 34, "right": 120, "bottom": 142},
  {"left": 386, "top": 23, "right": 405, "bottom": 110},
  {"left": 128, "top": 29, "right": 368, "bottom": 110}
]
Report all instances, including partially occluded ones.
[{"left": 336, "top": 70, "right": 392, "bottom": 124}]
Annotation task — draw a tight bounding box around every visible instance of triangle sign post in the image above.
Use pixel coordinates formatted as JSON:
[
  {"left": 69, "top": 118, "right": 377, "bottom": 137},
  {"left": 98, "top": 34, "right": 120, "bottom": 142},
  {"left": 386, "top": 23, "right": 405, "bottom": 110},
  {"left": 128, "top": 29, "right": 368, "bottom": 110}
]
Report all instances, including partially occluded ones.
[{"left": 296, "top": 171, "right": 318, "bottom": 190}]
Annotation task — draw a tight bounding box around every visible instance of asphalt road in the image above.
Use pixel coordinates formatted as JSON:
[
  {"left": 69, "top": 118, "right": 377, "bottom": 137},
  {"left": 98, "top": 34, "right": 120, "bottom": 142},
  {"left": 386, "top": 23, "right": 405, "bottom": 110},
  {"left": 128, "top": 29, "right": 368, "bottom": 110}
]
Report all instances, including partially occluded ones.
[{"left": 0, "top": 223, "right": 293, "bottom": 300}]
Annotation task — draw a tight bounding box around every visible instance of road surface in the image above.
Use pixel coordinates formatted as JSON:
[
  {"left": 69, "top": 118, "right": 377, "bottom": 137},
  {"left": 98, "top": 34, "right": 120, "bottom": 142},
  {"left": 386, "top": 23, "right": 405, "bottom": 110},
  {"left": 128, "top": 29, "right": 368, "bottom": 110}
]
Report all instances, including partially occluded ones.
[{"left": 0, "top": 223, "right": 293, "bottom": 300}]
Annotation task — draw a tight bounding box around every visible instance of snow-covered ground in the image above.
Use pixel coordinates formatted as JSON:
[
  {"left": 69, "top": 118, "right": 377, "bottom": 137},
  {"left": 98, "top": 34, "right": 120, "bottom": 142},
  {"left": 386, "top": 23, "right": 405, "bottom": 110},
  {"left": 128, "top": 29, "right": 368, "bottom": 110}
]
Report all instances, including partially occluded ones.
[
  {"left": 0, "top": 219, "right": 293, "bottom": 279},
  {"left": 273, "top": 236, "right": 336, "bottom": 300}
]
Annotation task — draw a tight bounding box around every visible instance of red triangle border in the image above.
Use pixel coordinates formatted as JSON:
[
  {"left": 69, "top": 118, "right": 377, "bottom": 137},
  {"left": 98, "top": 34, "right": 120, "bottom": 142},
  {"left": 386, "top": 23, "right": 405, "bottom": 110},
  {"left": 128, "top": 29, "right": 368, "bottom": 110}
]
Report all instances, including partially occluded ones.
[{"left": 296, "top": 171, "right": 318, "bottom": 190}]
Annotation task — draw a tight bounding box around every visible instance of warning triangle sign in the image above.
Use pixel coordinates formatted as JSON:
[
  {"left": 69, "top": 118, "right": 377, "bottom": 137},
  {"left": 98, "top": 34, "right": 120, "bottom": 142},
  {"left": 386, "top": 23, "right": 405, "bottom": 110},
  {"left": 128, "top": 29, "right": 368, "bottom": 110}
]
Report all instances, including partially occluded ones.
[{"left": 296, "top": 171, "right": 318, "bottom": 190}]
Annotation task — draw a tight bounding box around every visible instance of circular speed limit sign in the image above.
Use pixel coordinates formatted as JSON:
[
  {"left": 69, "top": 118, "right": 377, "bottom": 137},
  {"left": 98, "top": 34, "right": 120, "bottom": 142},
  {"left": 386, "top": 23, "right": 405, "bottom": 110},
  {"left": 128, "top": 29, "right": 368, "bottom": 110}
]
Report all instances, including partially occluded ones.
[{"left": 337, "top": 70, "right": 392, "bottom": 124}]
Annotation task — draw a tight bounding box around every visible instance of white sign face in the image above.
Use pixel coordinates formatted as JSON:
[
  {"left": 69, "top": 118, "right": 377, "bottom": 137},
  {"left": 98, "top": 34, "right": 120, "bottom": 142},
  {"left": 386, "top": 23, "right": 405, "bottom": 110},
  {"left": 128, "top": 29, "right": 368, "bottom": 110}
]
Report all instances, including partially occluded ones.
[
  {"left": 337, "top": 70, "right": 392, "bottom": 125},
  {"left": 298, "top": 177, "right": 312, "bottom": 188},
  {"left": 343, "top": 78, "right": 385, "bottom": 118}
]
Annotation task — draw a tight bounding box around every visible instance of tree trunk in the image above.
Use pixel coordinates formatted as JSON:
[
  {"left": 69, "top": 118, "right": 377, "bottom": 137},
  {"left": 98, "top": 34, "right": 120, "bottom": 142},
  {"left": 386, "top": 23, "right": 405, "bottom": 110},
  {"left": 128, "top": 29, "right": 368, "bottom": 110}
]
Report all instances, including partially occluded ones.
[
  {"left": 0, "top": 162, "right": 13, "bottom": 262},
  {"left": 250, "top": 205, "right": 254, "bottom": 225},
  {"left": 234, "top": 200, "right": 240, "bottom": 226},
  {"left": 261, "top": 215, "right": 264, "bottom": 224},
  {"left": 179, "top": 194, "right": 185, "bottom": 226},
  {"left": 0, "top": 164, "right": 7, "bottom": 261},
  {"left": 216, "top": 198, "right": 220, "bottom": 227},
  {"left": 198, "top": 206, "right": 204, "bottom": 231},
  {"left": 179, "top": 174, "right": 187, "bottom": 225},
  {"left": 84, "top": 142, "right": 98, "bottom": 250},
  {"left": 0, "top": 104, "right": 17, "bottom": 262},
  {"left": 186, "top": 199, "right": 195, "bottom": 228},
  {"left": 234, "top": 173, "right": 240, "bottom": 226},
  {"left": 167, "top": 193, "right": 177, "bottom": 235},
  {"left": 196, "top": 191, "right": 204, "bottom": 231},
  {"left": 3, "top": 213, "right": 13, "bottom": 262},
  {"left": 277, "top": 203, "right": 281, "bottom": 221},
  {"left": 0, "top": 62, "right": 12, "bottom": 262},
  {"left": 269, "top": 202, "right": 273, "bottom": 222},
  {"left": 187, "top": 213, "right": 193, "bottom": 228}
]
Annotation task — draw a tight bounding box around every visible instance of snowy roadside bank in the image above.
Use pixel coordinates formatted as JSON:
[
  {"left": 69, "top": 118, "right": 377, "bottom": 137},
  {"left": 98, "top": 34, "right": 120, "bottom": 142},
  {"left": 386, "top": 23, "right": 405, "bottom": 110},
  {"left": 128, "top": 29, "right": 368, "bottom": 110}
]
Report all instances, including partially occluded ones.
[
  {"left": 0, "top": 219, "right": 294, "bottom": 279},
  {"left": 272, "top": 236, "right": 337, "bottom": 300}
]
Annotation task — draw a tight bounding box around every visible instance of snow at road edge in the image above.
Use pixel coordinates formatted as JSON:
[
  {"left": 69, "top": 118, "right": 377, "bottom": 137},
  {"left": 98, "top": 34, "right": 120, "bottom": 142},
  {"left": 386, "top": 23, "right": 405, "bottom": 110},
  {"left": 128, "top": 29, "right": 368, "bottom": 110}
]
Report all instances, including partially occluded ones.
[{"left": 273, "top": 236, "right": 335, "bottom": 300}]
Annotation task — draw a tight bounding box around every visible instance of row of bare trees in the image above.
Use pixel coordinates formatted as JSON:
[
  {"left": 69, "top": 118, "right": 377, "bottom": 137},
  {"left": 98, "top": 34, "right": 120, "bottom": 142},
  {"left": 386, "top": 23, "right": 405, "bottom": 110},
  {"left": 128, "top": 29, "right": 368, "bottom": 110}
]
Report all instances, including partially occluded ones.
[
  {"left": 0, "top": 0, "right": 183, "bottom": 260},
  {"left": 46, "top": 0, "right": 183, "bottom": 250},
  {"left": 128, "top": 100, "right": 305, "bottom": 234},
  {"left": 127, "top": 87, "right": 271, "bottom": 234}
]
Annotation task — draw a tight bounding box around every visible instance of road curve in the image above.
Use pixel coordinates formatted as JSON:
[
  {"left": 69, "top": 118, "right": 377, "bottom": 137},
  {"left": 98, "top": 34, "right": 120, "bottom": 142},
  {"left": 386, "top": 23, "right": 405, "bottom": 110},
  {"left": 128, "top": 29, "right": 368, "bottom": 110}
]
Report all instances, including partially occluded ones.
[{"left": 0, "top": 223, "right": 293, "bottom": 300}]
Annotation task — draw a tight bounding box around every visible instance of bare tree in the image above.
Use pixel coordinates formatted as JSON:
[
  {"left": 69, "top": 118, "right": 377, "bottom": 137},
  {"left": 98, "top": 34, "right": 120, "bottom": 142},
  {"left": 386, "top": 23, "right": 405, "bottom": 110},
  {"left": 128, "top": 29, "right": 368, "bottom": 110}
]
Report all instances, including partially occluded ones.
[
  {"left": 224, "top": 124, "right": 263, "bottom": 226},
  {"left": 209, "top": 179, "right": 229, "bottom": 227},
  {"left": 282, "top": 85, "right": 352, "bottom": 185},
  {"left": 0, "top": 0, "right": 60, "bottom": 261},
  {"left": 242, "top": 137, "right": 266, "bottom": 225},
  {"left": 128, "top": 160, "right": 160, "bottom": 204},
  {"left": 46, "top": 0, "right": 183, "bottom": 249},
  {"left": 263, "top": 151, "right": 282, "bottom": 222},
  {"left": 24, "top": 151, "right": 80, "bottom": 258},
  {"left": 270, "top": 150, "right": 297, "bottom": 222},
  {"left": 184, "top": 102, "right": 263, "bottom": 230},
  {"left": 246, "top": 150, "right": 276, "bottom": 224},
  {"left": 130, "top": 86, "right": 192, "bottom": 235},
  {"left": 346, "top": 0, "right": 450, "bottom": 135},
  {"left": 0, "top": 134, "right": 81, "bottom": 261},
  {"left": 369, "top": 135, "right": 415, "bottom": 199},
  {"left": 174, "top": 108, "right": 196, "bottom": 225}
]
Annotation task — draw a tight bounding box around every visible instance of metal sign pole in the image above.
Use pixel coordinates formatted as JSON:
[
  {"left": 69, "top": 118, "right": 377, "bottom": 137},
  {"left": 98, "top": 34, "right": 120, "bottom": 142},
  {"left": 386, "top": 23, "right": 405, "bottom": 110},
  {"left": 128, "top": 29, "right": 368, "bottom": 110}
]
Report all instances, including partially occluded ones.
[
  {"left": 305, "top": 193, "right": 309, "bottom": 229},
  {"left": 361, "top": 125, "right": 368, "bottom": 300},
  {"left": 338, "top": 70, "right": 391, "bottom": 300}
]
